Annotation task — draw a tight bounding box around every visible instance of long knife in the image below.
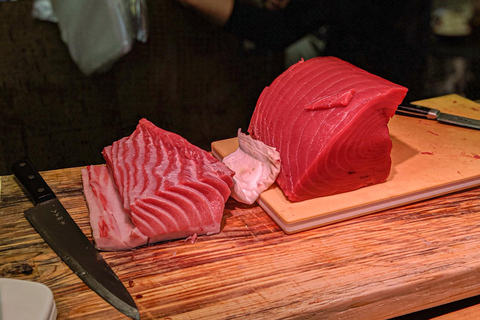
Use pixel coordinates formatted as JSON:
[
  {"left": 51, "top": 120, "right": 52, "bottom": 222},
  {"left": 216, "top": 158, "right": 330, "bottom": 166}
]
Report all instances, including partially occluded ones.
[
  {"left": 11, "top": 158, "right": 140, "bottom": 320},
  {"left": 396, "top": 104, "right": 480, "bottom": 130}
]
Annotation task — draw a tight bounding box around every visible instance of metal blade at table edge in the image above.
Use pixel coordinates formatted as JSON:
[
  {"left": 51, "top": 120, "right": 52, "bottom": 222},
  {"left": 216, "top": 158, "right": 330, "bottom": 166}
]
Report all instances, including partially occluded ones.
[
  {"left": 23, "top": 200, "right": 140, "bottom": 319},
  {"left": 436, "top": 112, "right": 480, "bottom": 130},
  {"left": 24, "top": 201, "right": 140, "bottom": 320},
  {"left": 11, "top": 158, "right": 140, "bottom": 319}
]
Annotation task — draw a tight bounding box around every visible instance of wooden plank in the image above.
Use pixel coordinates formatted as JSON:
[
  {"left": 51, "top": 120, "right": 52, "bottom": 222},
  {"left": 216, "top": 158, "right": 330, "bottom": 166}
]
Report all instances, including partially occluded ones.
[
  {"left": 433, "top": 305, "right": 480, "bottom": 320},
  {"left": 2, "top": 166, "right": 480, "bottom": 319}
]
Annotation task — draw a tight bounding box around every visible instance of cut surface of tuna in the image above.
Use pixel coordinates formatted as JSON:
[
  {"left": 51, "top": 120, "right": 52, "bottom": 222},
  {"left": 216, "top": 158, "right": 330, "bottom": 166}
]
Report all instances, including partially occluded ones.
[
  {"left": 101, "top": 118, "right": 235, "bottom": 245},
  {"left": 82, "top": 165, "right": 148, "bottom": 251},
  {"left": 248, "top": 57, "right": 408, "bottom": 202}
]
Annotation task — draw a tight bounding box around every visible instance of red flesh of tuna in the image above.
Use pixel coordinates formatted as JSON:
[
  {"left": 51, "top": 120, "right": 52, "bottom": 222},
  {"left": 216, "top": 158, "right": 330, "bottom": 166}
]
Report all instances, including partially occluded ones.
[
  {"left": 248, "top": 57, "right": 408, "bottom": 202},
  {"left": 83, "top": 119, "right": 234, "bottom": 249}
]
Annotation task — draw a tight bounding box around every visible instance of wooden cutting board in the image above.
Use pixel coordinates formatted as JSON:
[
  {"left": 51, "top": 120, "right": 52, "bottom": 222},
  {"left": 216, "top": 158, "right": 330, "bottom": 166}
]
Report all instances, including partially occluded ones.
[{"left": 211, "top": 94, "right": 480, "bottom": 233}]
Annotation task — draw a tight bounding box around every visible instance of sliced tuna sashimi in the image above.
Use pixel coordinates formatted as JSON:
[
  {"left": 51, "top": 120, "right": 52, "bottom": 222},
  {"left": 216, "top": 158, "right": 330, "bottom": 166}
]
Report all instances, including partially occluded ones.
[
  {"left": 248, "top": 57, "right": 408, "bottom": 202},
  {"left": 81, "top": 165, "right": 148, "bottom": 251},
  {"left": 101, "top": 118, "right": 235, "bottom": 245}
]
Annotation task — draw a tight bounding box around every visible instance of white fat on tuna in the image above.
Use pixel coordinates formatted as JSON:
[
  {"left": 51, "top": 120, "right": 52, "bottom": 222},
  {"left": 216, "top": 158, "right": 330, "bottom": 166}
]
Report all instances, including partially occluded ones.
[{"left": 222, "top": 129, "right": 281, "bottom": 204}]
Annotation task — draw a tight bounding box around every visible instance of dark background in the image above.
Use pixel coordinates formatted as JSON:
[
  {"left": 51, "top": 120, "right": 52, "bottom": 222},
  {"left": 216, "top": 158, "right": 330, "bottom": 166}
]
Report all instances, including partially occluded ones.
[
  {"left": 0, "top": 0, "right": 284, "bottom": 175},
  {"left": 1, "top": 0, "right": 479, "bottom": 175}
]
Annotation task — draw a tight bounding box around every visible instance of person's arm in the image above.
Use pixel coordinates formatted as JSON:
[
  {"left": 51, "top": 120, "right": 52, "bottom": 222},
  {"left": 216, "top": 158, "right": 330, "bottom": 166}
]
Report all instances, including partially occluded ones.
[
  {"left": 176, "top": 0, "right": 328, "bottom": 50},
  {"left": 225, "top": 0, "right": 329, "bottom": 50},
  {"left": 175, "top": 0, "right": 234, "bottom": 25},
  {"left": 264, "top": 0, "right": 290, "bottom": 10}
]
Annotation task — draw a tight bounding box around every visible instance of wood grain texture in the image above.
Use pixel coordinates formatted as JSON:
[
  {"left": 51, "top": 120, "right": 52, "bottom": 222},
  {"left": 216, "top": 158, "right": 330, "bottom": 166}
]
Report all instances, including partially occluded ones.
[{"left": 2, "top": 166, "right": 480, "bottom": 319}]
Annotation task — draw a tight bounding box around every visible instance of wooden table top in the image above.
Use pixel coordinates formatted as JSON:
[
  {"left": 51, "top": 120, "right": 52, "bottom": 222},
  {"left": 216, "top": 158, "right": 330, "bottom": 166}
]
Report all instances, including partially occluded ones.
[
  {"left": 2, "top": 164, "right": 480, "bottom": 320},
  {"left": 2, "top": 94, "right": 480, "bottom": 319}
]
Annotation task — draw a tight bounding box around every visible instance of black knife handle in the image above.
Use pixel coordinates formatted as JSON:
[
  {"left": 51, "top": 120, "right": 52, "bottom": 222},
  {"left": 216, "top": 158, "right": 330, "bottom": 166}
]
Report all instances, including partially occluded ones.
[{"left": 11, "top": 158, "right": 56, "bottom": 205}]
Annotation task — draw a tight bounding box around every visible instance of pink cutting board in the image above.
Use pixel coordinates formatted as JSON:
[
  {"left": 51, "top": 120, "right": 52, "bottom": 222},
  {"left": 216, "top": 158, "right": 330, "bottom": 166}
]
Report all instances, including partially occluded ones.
[{"left": 211, "top": 94, "right": 480, "bottom": 233}]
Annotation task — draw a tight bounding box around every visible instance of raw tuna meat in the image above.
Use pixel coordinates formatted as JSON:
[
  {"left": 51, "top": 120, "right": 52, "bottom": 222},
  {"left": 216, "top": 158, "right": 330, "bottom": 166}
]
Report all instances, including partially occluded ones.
[
  {"left": 82, "top": 165, "right": 148, "bottom": 251},
  {"left": 248, "top": 57, "right": 408, "bottom": 202},
  {"left": 103, "top": 119, "right": 234, "bottom": 244},
  {"left": 83, "top": 118, "right": 235, "bottom": 249}
]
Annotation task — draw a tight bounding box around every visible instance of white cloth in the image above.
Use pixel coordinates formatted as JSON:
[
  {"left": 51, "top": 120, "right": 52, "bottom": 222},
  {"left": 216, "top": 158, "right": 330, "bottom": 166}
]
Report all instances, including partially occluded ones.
[{"left": 48, "top": 0, "right": 147, "bottom": 75}]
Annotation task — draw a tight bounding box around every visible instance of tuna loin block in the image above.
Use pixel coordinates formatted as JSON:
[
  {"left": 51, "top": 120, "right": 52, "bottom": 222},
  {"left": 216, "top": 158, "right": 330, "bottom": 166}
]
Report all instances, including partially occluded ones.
[
  {"left": 248, "top": 57, "right": 408, "bottom": 201},
  {"left": 102, "top": 119, "right": 234, "bottom": 244}
]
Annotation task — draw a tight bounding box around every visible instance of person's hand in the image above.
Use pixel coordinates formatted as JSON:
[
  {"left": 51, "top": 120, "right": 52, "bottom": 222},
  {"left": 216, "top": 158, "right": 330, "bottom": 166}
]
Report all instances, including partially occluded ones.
[{"left": 264, "top": 0, "right": 290, "bottom": 10}]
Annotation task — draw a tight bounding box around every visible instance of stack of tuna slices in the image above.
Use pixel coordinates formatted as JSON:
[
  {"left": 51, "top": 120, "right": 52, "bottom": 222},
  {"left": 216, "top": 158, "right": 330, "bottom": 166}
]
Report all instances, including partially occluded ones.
[{"left": 82, "top": 119, "right": 234, "bottom": 251}]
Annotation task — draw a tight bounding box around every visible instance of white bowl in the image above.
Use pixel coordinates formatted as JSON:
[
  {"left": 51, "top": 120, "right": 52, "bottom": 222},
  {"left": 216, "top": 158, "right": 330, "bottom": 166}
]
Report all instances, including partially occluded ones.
[{"left": 0, "top": 278, "right": 57, "bottom": 320}]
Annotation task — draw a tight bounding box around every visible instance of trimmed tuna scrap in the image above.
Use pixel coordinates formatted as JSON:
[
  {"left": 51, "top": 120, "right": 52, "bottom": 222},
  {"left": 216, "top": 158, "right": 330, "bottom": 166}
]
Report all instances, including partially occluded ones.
[
  {"left": 248, "top": 57, "right": 408, "bottom": 202},
  {"left": 82, "top": 119, "right": 234, "bottom": 250},
  {"left": 222, "top": 129, "right": 281, "bottom": 205}
]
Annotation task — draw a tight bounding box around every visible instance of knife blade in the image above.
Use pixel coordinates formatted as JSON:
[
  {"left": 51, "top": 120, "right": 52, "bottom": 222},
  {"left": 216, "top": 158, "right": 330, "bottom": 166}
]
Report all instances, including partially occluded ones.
[
  {"left": 11, "top": 158, "right": 140, "bottom": 320},
  {"left": 396, "top": 104, "right": 480, "bottom": 130}
]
